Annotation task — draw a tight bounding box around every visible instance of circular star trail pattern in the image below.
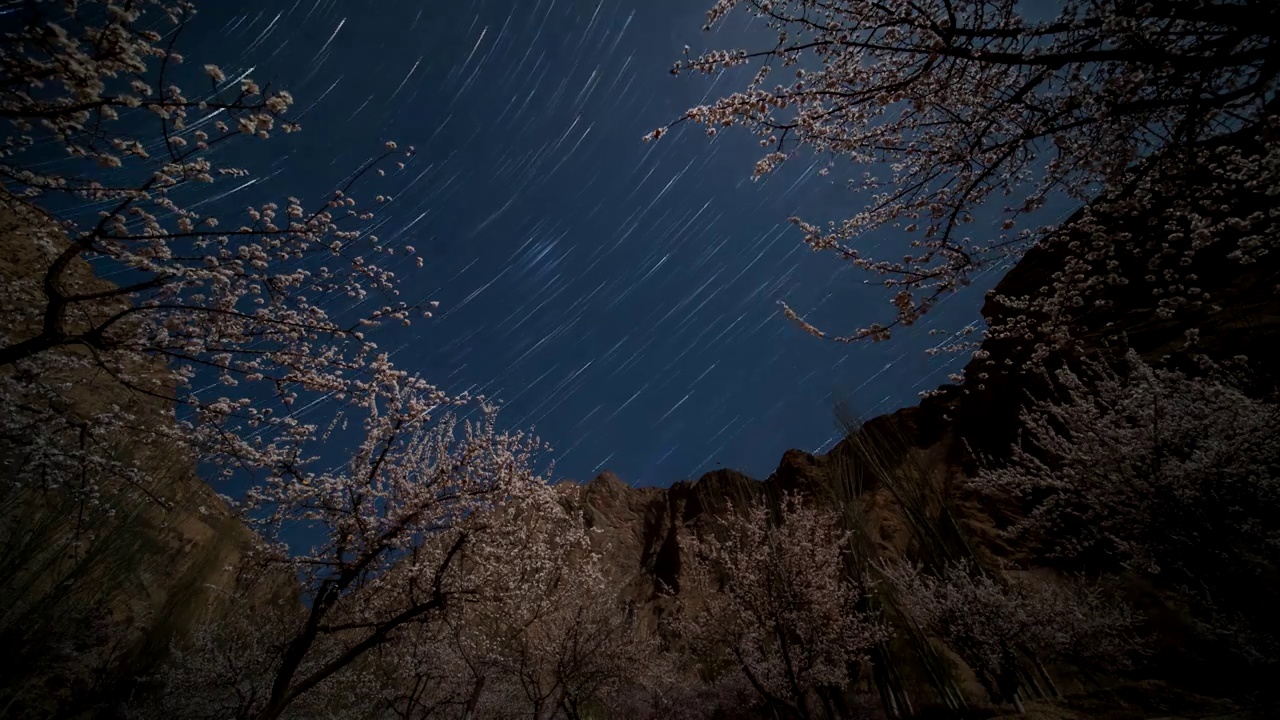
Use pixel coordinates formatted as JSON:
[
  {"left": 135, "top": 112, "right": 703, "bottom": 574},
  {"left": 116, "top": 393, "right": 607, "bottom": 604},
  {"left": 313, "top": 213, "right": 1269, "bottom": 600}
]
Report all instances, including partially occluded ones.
[{"left": 172, "top": 0, "right": 1003, "bottom": 488}]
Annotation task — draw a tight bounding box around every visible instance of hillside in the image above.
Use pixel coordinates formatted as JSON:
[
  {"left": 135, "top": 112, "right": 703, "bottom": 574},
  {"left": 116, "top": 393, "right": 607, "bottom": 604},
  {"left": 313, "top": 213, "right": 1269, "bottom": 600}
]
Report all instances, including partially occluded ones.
[{"left": 0, "top": 199, "right": 288, "bottom": 718}]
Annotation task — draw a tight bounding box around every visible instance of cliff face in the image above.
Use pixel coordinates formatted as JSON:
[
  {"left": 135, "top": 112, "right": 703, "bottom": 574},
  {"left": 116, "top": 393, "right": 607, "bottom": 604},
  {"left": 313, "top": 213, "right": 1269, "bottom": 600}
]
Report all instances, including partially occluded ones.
[{"left": 555, "top": 408, "right": 961, "bottom": 623}]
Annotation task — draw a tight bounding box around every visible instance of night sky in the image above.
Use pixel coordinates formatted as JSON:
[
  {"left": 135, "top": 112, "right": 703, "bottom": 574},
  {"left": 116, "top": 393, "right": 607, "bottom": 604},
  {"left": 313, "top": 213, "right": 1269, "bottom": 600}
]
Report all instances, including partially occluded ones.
[{"left": 162, "top": 0, "right": 1021, "bottom": 489}]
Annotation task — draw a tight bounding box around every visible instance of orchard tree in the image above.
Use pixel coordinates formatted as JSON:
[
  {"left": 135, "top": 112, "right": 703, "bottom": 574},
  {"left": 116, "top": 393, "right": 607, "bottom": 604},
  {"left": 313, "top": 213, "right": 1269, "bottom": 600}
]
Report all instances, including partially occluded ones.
[
  {"left": 880, "top": 560, "right": 1140, "bottom": 711},
  {"left": 245, "top": 401, "right": 554, "bottom": 720},
  {"left": 654, "top": 0, "right": 1278, "bottom": 346},
  {"left": 674, "top": 492, "right": 887, "bottom": 720},
  {"left": 0, "top": 0, "right": 435, "bottom": 514},
  {"left": 138, "top": 391, "right": 559, "bottom": 720},
  {"left": 969, "top": 351, "right": 1280, "bottom": 660},
  {"left": 408, "top": 492, "right": 661, "bottom": 720},
  {"left": 130, "top": 587, "right": 383, "bottom": 720}
]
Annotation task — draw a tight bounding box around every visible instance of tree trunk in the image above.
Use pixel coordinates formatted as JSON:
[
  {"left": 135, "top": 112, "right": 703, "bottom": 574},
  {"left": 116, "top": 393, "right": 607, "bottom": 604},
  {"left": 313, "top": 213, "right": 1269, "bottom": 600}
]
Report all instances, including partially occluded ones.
[
  {"left": 462, "top": 675, "right": 486, "bottom": 719},
  {"left": 1011, "top": 690, "right": 1026, "bottom": 715}
]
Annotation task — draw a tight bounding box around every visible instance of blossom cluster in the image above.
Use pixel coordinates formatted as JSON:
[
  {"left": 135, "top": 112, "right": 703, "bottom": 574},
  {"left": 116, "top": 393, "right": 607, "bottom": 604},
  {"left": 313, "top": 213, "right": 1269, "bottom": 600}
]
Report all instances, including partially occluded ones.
[
  {"left": 967, "top": 351, "right": 1280, "bottom": 659},
  {"left": 968, "top": 351, "right": 1280, "bottom": 575},
  {"left": 656, "top": 0, "right": 1277, "bottom": 345},
  {"left": 673, "top": 493, "right": 888, "bottom": 717},
  {"left": 0, "top": 0, "right": 432, "bottom": 515},
  {"left": 881, "top": 559, "right": 1140, "bottom": 707}
]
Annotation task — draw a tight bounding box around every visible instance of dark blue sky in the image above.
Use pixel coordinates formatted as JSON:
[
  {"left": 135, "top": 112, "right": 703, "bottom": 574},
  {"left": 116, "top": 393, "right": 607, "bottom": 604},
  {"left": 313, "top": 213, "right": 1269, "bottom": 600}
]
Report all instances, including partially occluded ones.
[{"left": 166, "top": 0, "right": 1023, "bottom": 488}]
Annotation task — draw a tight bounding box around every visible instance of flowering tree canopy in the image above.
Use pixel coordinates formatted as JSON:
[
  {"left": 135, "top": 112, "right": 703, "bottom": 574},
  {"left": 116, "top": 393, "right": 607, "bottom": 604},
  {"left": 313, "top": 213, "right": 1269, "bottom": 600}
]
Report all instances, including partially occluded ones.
[
  {"left": 137, "top": 398, "right": 558, "bottom": 720},
  {"left": 249, "top": 404, "right": 555, "bottom": 720},
  {"left": 880, "top": 560, "right": 1140, "bottom": 709},
  {"left": 968, "top": 351, "right": 1280, "bottom": 660},
  {"left": 970, "top": 352, "right": 1280, "bottom": 575},
  {"left": 365, "top": 485, "right": 668, "bottom": 720},
  {"left": 675, "top": 493, "right": 887, "bottom": 719},
  {"left": 0, "top": 0, "right": 436, "bottom": 511},
  {"left": 656, "top": 0, "right": 1278, "bottom": 343}
]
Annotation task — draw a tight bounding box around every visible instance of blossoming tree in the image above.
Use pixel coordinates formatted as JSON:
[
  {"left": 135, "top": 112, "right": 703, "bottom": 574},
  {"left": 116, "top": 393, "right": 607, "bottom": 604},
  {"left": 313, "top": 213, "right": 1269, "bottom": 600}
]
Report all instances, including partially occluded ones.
[
  {"left": 138, "top": 393, "right": 560, "bottom": 720},
  {"left": 969, "top": 351, "right": 1280, "bottom": 660},
  {"left": 674, "top": 492, "right": 887, "bottom": 720},
  {"left": 879, "top": 560, "right": 1140, "bottom": 711},
  {"left": 379, "top": 489, "right": 666, "bottom": 720},
  {"left": 655, "top": 0, "right": 1278, "bottom": 345},
  {"left": 0, "top": 0, "right": 433, "bottom": 514}
]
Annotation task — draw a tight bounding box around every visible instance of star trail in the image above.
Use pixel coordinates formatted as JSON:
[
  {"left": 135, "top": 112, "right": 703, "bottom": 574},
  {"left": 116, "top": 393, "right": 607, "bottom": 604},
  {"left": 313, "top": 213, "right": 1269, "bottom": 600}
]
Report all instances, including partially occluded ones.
[{"left": 168, "top": 0, "right": 1001, "bottom": 488}]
